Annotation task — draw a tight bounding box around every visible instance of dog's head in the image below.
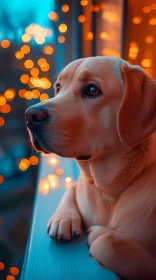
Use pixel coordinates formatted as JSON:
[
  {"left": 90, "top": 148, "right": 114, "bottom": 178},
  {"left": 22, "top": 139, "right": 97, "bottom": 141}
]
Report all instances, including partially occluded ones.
[{"left": 25, "top": 56, "right": 156, "bottom": 160}]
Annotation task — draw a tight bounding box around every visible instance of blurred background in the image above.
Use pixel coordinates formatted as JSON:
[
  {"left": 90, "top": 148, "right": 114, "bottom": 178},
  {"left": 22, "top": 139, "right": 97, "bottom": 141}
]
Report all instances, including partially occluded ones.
[{"left": 0, "top": 0, "right": 155, "bottom": 279}]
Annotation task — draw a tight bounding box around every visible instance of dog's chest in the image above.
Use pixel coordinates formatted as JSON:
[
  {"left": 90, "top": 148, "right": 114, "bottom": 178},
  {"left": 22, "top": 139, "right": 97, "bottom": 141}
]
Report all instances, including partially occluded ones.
[{"left": 76, "top": 180, "right": 115, "bottom": 228}]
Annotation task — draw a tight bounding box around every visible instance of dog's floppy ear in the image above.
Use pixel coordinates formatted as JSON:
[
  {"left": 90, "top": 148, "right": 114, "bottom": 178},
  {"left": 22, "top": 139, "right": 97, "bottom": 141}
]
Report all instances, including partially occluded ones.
[{"left": 117, "top": 63, "right": 156, "bottom": 148}]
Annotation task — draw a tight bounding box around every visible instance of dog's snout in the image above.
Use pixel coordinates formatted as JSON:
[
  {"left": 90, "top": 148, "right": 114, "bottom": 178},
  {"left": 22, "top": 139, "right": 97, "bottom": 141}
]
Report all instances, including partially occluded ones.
[{"left": 25, "top": 106, "right": 48, "bottom": 129}]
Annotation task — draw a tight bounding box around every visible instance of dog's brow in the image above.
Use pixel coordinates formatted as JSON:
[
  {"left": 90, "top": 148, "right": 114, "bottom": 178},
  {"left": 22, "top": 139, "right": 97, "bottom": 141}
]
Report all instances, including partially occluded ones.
[{"left": 78, "top": 71, "right": 90, "bottom": 81}]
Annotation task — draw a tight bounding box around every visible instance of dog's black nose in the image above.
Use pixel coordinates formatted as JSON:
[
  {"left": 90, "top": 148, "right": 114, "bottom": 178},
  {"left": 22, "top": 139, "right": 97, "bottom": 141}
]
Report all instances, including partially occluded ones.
[{"left": 25, "top": 106, "right": 48, "bottom": 129}]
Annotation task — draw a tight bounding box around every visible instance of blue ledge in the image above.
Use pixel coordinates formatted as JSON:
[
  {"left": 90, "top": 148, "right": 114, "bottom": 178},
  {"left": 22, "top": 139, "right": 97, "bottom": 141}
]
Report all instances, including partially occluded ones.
[{"left": 21, "top": 155, "right": 119, "bottom": 280}]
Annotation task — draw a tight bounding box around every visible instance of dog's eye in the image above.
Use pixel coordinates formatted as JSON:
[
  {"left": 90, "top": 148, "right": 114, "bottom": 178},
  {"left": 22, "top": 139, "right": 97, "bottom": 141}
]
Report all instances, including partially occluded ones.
[
  {"left": 56, "top": 83, "right": 60, "bottom": 93},
  {"left": 84, "top": 85, "right": 102, "bottom": 98}
]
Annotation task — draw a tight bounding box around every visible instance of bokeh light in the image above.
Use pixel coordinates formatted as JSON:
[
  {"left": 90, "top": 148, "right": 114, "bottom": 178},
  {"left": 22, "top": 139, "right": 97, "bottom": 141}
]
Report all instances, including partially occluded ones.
[
  {"left": 37, "top": 58, "right": 47, "bottom": 67},
  {"left": 0, "top": 262, "right": 4, "bottom": 270},
  {"left": 62, "top": 4, "right": 69, "bottom": 12},
  {"left": 1, "top": 40, "right": 10, "bottom": 48},
  {"left": 1, "top": 104, "right": 11, "bottom": 113},
  {"left": 22, "top": 34, "right": 31, "bottom": 43},
  {"left": 86, "top": 32, "right": 93, "bottom": 40},
  {"left": 24, "top": 91, "right": 33, "bottom": 100},
  {"left": 43, "top": 46, "right": 54, "bottom": 55},
  {"left": 10, "top": 267, "right": 19, "bottom": 276},
  {"left": 56, "top": 168, "right": 64, "bottom": 176},
  {"left": 30, "top": 68, "right": 39, "bottom": 77},
  {"left": 48, "top": 11, "right": 58, "bottom": 21},
  {"left": 35, "top": 35, "right": 45, "bottom": 45},
  {"left": 40, "top": 93, "right": 49, "bottom": 101},
  {"left": 6, "top": 276, "right": 15, "bottom": 280},
  {"left": 58, "top": 35, "right": 65, "bottom": 43},
  {"left": 20, "top": 74, "right": 29, "bottom": 84},
  {"left": 145, "top": 36, "right": 154, "bottom": 43},
  {"left": 18, "top": 89, "right": 26, "bottom": 98},
  {"left": 133, "top": 17, "right": 142, "bottom": 24},
  {"left": 21, "top": 45, "right": 30, "bottom": 54},
  {"left": 4, "top": 89, "right": 15, "bottom": 100},
  {"left": 0, "top": 96, "right": 6, "bottom": 105},
  {"left": 32, "top": 89, "right": 40, "bottom": 98},
  {"left": 78, "top": 15, "right": 86, "bottom": 23},
  {"left": 58, "top": 24, "right": 68, "bottom": 33},
  {"left": 149, "top": 18, "right": 156, "bottom": 25},
  {"left": 0, "top": 117, "right": 5, "bottom": 126},
  {"left": 29, "top": 156, "right": 39, "bottom": 165},
  {"left": 80, "top": 0, "right": 88, "bottom": 6},
  {"left": 100, "top": 32, "right": 109, "bottom": 39},
  {"left": 24, "top": 59, "right": 34, "bottom": 69},
  {"left": 15, "top": 51, "right": 24, "bottom": 59}
]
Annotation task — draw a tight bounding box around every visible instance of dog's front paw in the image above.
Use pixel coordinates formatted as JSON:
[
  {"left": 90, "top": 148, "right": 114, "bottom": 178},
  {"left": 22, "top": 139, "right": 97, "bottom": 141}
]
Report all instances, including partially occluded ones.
[
  {"left": 47, "top": 209, "right": 83, "bottom": 243},
  {"left": 87, "top": 225, "right": 108, "bottom": 247}
]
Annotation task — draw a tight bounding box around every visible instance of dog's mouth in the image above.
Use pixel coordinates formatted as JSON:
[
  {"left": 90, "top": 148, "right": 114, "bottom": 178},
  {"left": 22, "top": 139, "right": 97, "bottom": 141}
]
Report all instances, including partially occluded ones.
[{"left": 76, "top": 155, "right": 91, "bottom": 161}]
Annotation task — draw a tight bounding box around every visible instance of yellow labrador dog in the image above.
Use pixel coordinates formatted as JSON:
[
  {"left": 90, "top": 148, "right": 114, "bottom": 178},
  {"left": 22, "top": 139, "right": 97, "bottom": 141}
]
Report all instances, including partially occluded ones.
[{"left": 25, "top": 56, "right": 156, "bottom": 280}]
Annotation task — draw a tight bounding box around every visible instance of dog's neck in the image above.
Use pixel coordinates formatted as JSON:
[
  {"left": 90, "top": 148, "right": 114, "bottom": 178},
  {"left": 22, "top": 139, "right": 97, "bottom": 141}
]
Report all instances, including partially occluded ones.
[{"left": 76, "top": 134, "right": 156, "bottom": 200}]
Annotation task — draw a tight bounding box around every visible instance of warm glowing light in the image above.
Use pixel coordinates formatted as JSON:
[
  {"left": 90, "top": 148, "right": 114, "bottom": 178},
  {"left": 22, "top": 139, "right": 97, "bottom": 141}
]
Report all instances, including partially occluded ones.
[
  {"left": 40, "top": 93, "right": 49, "bottom": 101},
  {"left": 4, "top": 89, "right": 15, "bottom": 100},
  {"left": 78, "top": 15, "right": 86, "bottom": 23},
  {"left": 29, "top": 156, "right": 39, "bottom": 165},
  {"left": 0, "top": 96, "right": 6, "bottom": 105},
  {"left": 22, "top": 34, "right": 31, "bottom": 43},
  {"left": 145, "top": 36, "right": 154, "bottom": 43},
  {"left": 1, "top": 104, "right": 11, "bottom": 113},
  {"left": 21, "top": 45, "right": 30, "bottom": 54},
  {"left": 102, "top": 48, "right": 120, "bottom": 57},
  {"left": 6, "top": 275, "right": 15, "bottom": 280},
  {"left": 80, "top": 0, "right": 88, "bottom": 6},
  {"left": 10, "top": 267, "right": 19, "bottom": 276},
  {"left": 30, "top": 68, "right": 39, "bottom": 77},
  {"left": 86, "top": 32, "right": 93, "bottom": 40},
  {"left": 25, "top": 25, "right": 34, "bottom": 35},
  {"left": 47, "top": 174, "right": 59, "bottom": 188},
  {"left": 143, "top": 6, "right": 151, "bottom": 13},
  {"left": 100, "top": 32, "right": 109, "bottom": 39},
  {"left": 35, "top": 35, "right": 45, "bottom": 45},
  {"left": 149, "top": 18, "right": 156, "bottom": 25},
  {"left": 20, "top": 159, "right": 30, "bottom": 168},
  {"left": 32, "top": 89, "right": 40, "bottom": 98},
  {"left": 58, "top": 24, "right": 68, "bottom": 33},
  {"left": 39, "top": 179, "right": 49, "bottom": 195},
  {"left": 40, "top": 77, "right": 51, "bottom": 89},
  {"left": 151, "top": 4, "right": 156, "bottom": 10},
  {"left": 1, "top": 40, "right": 10, "bottom": 48},
  {"left": 37, "top": 58, "right": 47, "bottom": 67},
  {"left": 48, "top": 11, "right": 58, "bottom": 21},
  {"left": 0, "top": 262, "right": 4, "bottom": 270},
  {"left": 24, "top": 59, "right": 34, "bottom": 69},
  {"left": 90, "top": 5, "right": 99, "bottom": 12},
  {"left": 56, "top": 168, "right": 64, "bottom": 176},
  {"left": 20, "top": 74, "right": 29, "bottom": 84},
  {"left": 102, "top": 12, "right": 119, "bottom": 22},
  {"left": 133, "top": 17, "right": 142, "bottom": 24},
  {"left": 19, "top": 89, "right": 26, "bottom": 98},
  {"left": 49, "top": 157, "right": 58, "bottom": 166},
  {"left": 19, "top": 162, "right": 27, "bottom": 171},
  {"left": 65, "top": 177, "right": 72, "bottom": 183},
  {"left": 62, "top": 4, "right": 69, "bottom": 12},
  {"left": 41, "top": 63, "right": 50, "bottom": 72},
  {"left": 24, "top": 91, "right": 33, "bottom": 100},
  {"left": 141, "top": 59, "right": 152, "bottom": 68},
  {"left": 58, "top": 35, "right": 65, "bottom": 43},
  {"left": 15, "top": 51, "right": 24, "bottom": 59},
  {"left": 43, "top": 45, "right": 54, "bottom": 55},
  {"left": 0, "top": 117, "right": 5, "bottom": 126},
  {"left": 46, "top": 29, "right": 52, "bottom": 37},
  {"left": 128, "top": 42, "right": 139, "bottom": 60}
]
